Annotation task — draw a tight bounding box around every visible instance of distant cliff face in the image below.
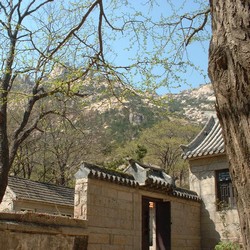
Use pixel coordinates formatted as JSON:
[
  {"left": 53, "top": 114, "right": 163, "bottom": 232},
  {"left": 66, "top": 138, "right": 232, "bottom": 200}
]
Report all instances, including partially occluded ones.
[
  {"left": 81, "top": 82, "right": 216, "bottom": 127},
  {"left": 166, "top": 84, "right": 216, "bottom": 124},
  {"left": 129, "top": 111, "right": 145, "bottom": 125}
]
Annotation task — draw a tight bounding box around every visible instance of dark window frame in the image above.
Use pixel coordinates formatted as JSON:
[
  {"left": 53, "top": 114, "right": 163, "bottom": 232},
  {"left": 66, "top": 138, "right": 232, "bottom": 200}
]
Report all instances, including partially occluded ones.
[{"left": 215, "top": 169, "right": 236, "bottom": 210}]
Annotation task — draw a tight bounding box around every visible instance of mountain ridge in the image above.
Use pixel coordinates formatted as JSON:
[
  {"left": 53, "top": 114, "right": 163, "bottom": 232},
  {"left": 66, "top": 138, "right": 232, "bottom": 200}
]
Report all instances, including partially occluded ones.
[{"left": 166, "top": 83, "right": 215, "bottom": 124}]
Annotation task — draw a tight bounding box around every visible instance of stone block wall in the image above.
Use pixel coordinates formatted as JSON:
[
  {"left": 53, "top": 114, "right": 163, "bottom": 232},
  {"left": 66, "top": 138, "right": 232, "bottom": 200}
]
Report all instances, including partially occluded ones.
[
  {"left": 1, "top": 172, "right": 201, "bottom": 249},
  {"left": 0, "top": 212, "right": 88, "bottom": 250},
  {"left": 189, "top": 155, "right": 241, "bottom": 249},
  {"left": 75, "top": 178, "right": 141, "bottom": 250},
  {"left": 75, "top": 178, "right": 201, "bottom": 250},
  {"left": 171, "top": 199, "right": 201, "bottom": 250}
]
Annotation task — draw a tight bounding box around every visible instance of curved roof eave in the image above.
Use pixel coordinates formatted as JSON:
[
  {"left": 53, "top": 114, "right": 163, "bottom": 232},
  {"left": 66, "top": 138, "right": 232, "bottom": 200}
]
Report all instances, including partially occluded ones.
[{"left": 181, "top": 116, "right": 225, "bottom": 159}]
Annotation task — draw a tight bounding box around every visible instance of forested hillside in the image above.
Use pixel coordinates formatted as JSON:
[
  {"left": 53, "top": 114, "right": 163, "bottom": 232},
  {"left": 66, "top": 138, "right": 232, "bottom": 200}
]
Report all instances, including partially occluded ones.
[{"left": 10, "top": 75, "right": 215, "bottom": 187}]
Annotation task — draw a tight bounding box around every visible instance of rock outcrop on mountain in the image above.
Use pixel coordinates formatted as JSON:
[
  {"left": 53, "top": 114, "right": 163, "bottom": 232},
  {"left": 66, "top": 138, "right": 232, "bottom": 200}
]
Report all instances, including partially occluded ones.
[{"left": 166, "top": 83, "right": 216, "bottom": 124}]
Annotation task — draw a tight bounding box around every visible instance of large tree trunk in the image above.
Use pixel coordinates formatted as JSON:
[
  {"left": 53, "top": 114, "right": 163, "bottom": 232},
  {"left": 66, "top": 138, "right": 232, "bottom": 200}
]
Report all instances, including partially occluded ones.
[{"left": 208, "top": 0, "right": 250, "bottom": 248}]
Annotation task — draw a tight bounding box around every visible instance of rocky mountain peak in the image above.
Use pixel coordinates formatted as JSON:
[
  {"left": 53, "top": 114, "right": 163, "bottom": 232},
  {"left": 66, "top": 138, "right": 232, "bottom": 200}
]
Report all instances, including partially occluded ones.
[{"left": 166, "top": 83, "right": 216, "bottom": 124}]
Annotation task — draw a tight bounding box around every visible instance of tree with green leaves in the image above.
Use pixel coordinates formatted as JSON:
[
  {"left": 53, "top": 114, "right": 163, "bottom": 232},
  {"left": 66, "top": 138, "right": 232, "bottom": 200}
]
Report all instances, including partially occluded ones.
[
  {"left": 0, "top": 0, "right": 208, "bottom": 201},
  {"left": 0, "top": 0, "right": 89, "bottom": 201},
  {"left": 111, "top": 119, "right": 200, "bottom": 187},
  {"left": 11, "top": 96, "right": 110, "bottom": 185},
  {"left": 0, "top": 0, "right": 135, "bottom": 202},
  {"left": 139, "top": 119, "right": 200, "bottom": 187},
  {"left": 0, "top": 1, "right": 249, "bottom": 247}
]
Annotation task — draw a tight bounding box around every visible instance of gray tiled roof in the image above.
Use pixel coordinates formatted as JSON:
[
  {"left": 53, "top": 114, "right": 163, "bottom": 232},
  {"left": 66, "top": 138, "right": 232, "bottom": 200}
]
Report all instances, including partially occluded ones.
[
  {"left": 8, "top": 176, "right": 74, "bottom": 206},
  {"left": 128, "top": 160, "right": 173, "bottom": 188},
  {"left": 76, "top": 161, "right": 200, "bottom": 201},
  {"left": 75, "top": 162, "right": 138, "bottom": 187},
  {"left": 172, "top": 187, "right": 200, "bottom": 201},
  {"left": 131, "top": 160, "right": 199, "bottom": 200},
  {"left": 181, "top": 116, "right": 225, "bottom": 159}
]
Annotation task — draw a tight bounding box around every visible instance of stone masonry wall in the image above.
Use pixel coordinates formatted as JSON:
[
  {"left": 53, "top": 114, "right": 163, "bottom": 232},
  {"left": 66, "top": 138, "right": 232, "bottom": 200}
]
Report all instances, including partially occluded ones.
[
  {"left": 171, "top": 199, "right": 200, "bottom": 250},
  {"left": 75, "top": 178, "right": 141, "bottom": 250},
  {"left": 189, "top": 155, "right": 241, "bottom": 249},
  {"left": 75, "top": 178, "right": 201, "bottom": 250},
  {"left": 0, "top": 187, "right": 14, "bottom": 212},
  {"left": 0, "top": 212, "right": 88, "bottom": 250}
]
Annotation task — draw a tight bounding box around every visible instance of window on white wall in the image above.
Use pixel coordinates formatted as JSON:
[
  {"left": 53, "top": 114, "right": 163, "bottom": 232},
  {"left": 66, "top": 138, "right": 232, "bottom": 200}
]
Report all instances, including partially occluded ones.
[{"left": 216, "top": 169, "right": 236, "bottom": 210}]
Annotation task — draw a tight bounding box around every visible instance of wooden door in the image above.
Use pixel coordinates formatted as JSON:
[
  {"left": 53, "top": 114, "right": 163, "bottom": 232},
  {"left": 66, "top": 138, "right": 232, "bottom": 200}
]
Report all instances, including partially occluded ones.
[
  {"left": 156, "top": 201, "right": 171, "bottom": 250},
  {"left": 142, "top": 197, "right": 150, "bottom": 250}
]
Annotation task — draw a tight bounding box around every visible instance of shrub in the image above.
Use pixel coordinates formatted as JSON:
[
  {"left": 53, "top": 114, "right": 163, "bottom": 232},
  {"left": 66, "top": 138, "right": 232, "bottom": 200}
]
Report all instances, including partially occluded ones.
[{"left": 214, "top": 241, "right": 240, "bottom": 250}]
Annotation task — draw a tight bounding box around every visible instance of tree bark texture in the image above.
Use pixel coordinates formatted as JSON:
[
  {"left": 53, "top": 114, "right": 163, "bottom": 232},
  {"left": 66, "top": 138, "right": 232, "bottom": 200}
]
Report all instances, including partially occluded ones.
[{"left": 209, "top": 0, "right": 250, "bottom": 249}]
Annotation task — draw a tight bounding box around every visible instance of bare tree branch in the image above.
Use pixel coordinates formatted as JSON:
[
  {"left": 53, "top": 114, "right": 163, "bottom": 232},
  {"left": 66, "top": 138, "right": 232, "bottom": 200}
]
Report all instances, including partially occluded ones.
[
  {"left": 48, "top": 0, "right": 99, "bottom": 59},
  {"left": 185, "top": 9, "right": 210, "bottom": 46},
  {"left": 10, "top": 110, "right": 60, "bottom": 166},
  {"left": 0, "top": 2, "right": 8, "bottom": 16}
]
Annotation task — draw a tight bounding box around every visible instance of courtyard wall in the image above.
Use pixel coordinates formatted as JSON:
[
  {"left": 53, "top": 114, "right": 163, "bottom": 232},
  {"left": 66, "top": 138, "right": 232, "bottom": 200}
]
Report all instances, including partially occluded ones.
[
  {"left": 0, "top": 212, "right": 88, "bottom": 250},
  {"left": 75, "top": 177, "right": 201, "bottom": 250}
]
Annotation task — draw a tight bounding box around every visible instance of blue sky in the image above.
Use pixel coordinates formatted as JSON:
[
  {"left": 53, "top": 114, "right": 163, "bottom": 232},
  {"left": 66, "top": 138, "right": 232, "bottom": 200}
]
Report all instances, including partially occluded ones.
[
  {"left": 103, "top": 0, "right": 211, "bottom": 94},
  {"left": 8, "top": 0, "right": 211, "bottom": 95}
]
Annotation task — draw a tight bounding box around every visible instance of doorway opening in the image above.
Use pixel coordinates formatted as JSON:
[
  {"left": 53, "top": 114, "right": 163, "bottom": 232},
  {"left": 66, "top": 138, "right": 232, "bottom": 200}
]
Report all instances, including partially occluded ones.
[{"left": 142, "top": 197, "right": 171, "bottom": 250}]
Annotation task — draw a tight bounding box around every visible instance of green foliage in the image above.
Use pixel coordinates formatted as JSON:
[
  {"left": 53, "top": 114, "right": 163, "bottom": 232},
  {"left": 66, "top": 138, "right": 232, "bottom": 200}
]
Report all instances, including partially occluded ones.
[
  {"left": 3, "top": 0, "right": 210, "bottom": 189},
  {"left": 214, "top": 241, "right": 241, "bottom": 250},
  {"left": 10, "top": 72, "right": 208, "bottom": 189},
  {"left": 135, "top": 144, "right": 147, "bottom": 161},
  {"left": 168, "top": 99, "right": 183, "bottom": 113},
  {"left": 104, "top": 158, "right": 126, "bottom": 171},
  {"left": 109, "top": 118, "right": 200, "bottom": 187}
]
